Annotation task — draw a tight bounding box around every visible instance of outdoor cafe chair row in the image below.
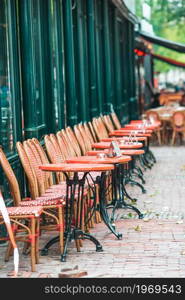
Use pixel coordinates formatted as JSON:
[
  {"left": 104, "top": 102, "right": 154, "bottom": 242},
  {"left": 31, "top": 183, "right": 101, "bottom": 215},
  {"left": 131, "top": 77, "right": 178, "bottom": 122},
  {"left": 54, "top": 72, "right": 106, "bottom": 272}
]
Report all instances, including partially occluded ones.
[{"left": 0, "top": 112, "right": 158, "bottom": 272}]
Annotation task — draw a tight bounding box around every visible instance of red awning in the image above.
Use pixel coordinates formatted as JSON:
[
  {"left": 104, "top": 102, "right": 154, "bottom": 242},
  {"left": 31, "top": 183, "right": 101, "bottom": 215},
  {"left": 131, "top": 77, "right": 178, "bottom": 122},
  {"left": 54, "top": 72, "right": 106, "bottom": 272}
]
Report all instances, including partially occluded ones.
[{"left": 152, "top": 53, "right": 185, "bottom": 69}]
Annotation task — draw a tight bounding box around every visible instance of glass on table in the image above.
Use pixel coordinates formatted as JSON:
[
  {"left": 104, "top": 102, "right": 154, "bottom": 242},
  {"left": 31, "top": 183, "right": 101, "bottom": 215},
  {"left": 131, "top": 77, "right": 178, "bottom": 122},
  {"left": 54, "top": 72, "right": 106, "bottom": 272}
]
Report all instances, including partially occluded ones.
[{"left": 96, "top": 152, "right": 108, "bottom": 159}]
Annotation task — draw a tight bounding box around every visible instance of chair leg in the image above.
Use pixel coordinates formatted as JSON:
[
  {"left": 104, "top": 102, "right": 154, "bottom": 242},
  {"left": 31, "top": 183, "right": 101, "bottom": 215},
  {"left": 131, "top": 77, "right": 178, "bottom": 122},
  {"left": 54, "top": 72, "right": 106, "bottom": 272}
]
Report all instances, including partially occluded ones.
[
  {"left": 95, "top": 185, "right": 101, "bottom": 223},
  {"left": 180, "top": 132, "right": 183, "bottom": 145},
  {"left": 171, "top": 131, "right": 176, "bottom": 145},
  {"left": 35, "top": 217, "right": 40, "bottom": 264},
  {"left": 58, "top": 206, "right": 64, "bottom": 255},
  {"left": 4, "top": 241, "right": 13, "bottom": 262},
  {"left": 30, "top": 218, "right": 36, "bottom": 272},
  {"left": 74, "top": 202, "right": 81, "bottom": 252},
  {"left": 84, "top": 201, "right": 89, "bottom": 233},
  {"left": 156, "top": 130, "right": 162, "bottom": 145},
  {"left": 76, "top": 195, "right": 83, "bottom": 249},
  {"left": 22, "top": 241, "right": 30, "bottom": 255}
]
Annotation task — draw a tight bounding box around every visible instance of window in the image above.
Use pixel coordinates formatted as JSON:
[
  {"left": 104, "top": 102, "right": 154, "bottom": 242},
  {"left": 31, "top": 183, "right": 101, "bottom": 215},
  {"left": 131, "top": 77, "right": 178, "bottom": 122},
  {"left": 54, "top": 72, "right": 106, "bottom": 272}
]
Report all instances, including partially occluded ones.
[{"left": 0, "top": 0, "right": 14, "bottom": 153}]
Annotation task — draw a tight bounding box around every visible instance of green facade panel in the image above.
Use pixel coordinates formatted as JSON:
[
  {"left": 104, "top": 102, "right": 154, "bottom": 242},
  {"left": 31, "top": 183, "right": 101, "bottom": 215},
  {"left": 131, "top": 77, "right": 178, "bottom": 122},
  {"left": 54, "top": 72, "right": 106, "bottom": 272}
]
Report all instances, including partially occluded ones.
[
  {"left": 102, "top": 0, "right": 114, "bottom": 114},
  {"left": 0, "top": 0, "right": 140, "bottom": 207},
  {"left": 94, "top": 0, "right": 105, "bottom": 115},
  {"left": 19, "top": 0, "right": 47, "bottom": 139},
  {"left": 87, "top": 0, "right": 99, "bottom": 118},
  {"left": 113, "top": 9, "right": 123, "bottom": 120},
  {"left": 63, "top": 0, "right": 78, "bottom": 126}
]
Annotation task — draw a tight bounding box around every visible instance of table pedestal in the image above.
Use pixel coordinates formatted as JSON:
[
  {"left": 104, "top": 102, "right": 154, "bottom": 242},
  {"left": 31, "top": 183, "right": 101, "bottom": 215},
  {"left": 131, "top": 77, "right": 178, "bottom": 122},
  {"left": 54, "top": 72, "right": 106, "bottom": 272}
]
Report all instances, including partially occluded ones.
[
  {"left": 61, "top": 172, "right": 103, "bottom": 262},
  {"left": 105, "top": 164, "right": 144, "bottom": 224},
  {"left": 95, "top": 172, "right": 123, "bottom": 240}
]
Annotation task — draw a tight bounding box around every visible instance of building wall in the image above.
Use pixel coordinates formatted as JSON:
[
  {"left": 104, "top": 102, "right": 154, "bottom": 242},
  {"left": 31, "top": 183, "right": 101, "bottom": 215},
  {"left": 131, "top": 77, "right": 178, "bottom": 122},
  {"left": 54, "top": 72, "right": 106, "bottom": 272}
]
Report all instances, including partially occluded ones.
[{"left": 0, "top": 0, "right": 138, "bottom": 203}]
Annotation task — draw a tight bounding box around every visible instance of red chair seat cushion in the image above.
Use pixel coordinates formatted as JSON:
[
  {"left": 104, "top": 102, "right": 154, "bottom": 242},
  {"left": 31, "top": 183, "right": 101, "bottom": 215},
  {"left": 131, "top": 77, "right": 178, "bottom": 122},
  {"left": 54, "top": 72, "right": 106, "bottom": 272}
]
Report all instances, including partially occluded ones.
[{"left": 0, "top": 206, "right": 43, "bottom": 217}]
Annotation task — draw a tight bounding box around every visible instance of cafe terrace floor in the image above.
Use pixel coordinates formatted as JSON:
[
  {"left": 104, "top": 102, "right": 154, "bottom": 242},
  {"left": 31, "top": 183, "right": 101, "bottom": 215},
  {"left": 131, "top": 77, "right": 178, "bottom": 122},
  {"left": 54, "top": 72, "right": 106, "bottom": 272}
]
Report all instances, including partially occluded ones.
[{"left": 0, "top": 146, "right": 185, "bottom": 278}]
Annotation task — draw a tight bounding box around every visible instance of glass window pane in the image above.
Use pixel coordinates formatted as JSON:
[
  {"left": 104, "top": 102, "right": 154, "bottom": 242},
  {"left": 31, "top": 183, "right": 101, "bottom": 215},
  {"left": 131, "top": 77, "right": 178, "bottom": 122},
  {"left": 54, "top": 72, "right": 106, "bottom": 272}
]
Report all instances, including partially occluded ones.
[{"left": 0, "top": 0, "right": 14, "bottom": 153}]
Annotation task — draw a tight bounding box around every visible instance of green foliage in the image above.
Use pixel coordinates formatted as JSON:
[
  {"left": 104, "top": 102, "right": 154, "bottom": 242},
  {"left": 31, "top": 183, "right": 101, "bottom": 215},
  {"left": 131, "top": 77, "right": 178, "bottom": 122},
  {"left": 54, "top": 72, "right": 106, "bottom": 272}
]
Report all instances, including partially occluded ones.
[
  {"left": 135, "top": 0, "right": 143, "bottom": 18},
  {"left": 135, "top": 0, "right": 185, "bottom": 72}
]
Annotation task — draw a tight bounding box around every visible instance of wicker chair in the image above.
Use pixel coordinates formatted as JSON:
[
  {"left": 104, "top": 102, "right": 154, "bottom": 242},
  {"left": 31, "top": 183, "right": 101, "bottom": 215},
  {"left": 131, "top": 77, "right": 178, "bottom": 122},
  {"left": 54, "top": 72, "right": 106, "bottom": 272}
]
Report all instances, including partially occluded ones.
[
  {"left": 60, "top": 129, "right": 77, "bottom": 157},
  {"left": 102, "top": 115, "right": 115, "bottom": 133},
  {"left": 66, "top": 127, "right": 82, "bottom": 156},
  {"left": 91, "top": 118, "right": 102, "bottom": 141},
  {"left": 0, "top": 149, "right": 42, "bottom": 272},
  {"left": 31, "top": 138, "right": 54, "bottom": 188},
  {"left": 145, "top": 111, "right": 163, "bottom": 145},
  {"left": 17, "top": 140, "right": 67, "bottom": 198},
  {"left": 92, "top": 117, "right": 109, "bottom": 140},
  {"left": 84, "top": 122, "right": 96, "bottom": 143},
  {"left": 74, "top": 124, "right": 88, "bottom": 155},
  {"left": 77, "top": 123, "right": 93, "bottom": 152},
  {"left": 88, "top": 121, "right": 98, "bottom": 142},
  {"left": 16, "top": 142, "right": 65, "bottom": 255},
  {"left": 31, "top": 137, "right": 94, "bottom": 246},
  {"left": 56, "top": 132, "right": 72, "bottom": 160},
  {"left": 44, "top": 135, "right": 65, "bottom": 183},
  {"left": 50, "top": 132, "right": 101, "bottom": 226},
  {"left": 58, "top": 127, "right": 102, "bottom": 225},
  {"left": 171, "top": 111, "right": 185, "bottom": 145},
  {"left": 98, "top": 117, "right": 111, "bottom": 138},
  {"left": 111, "top": 112, "right": 122, "bottom": 129}
]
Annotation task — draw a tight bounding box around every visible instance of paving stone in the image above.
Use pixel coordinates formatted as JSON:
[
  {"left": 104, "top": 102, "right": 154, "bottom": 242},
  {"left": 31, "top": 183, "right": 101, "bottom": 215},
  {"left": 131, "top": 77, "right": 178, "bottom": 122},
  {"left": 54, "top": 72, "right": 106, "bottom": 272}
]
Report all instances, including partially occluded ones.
[{"left": 1, "top": 147, "right": 185, "bottom": 278}]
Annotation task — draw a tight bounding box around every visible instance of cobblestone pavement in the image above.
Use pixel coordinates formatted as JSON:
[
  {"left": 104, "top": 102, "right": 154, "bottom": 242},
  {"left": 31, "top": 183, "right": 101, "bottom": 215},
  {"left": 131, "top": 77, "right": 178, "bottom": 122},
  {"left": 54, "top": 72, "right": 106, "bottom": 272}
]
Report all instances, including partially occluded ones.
[{"left": 0, "top": 146, "right": 185, "bottom": 278}]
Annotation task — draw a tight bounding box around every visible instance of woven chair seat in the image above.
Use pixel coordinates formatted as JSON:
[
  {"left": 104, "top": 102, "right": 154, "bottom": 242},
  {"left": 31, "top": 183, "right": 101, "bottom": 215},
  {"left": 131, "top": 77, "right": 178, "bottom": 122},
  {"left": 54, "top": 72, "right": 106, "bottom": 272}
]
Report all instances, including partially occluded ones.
[
  {"left": 0, "top": 206, "right": 43, "bottom": 217},
  {"left": 45, "top": 186, "right": 66, "bottom": 193},
  {"left": 39, "top": 192, "right": 66, "bottom": 200},
  {"left": 20, "top": 197, "right": 65, "bottom": 207}
]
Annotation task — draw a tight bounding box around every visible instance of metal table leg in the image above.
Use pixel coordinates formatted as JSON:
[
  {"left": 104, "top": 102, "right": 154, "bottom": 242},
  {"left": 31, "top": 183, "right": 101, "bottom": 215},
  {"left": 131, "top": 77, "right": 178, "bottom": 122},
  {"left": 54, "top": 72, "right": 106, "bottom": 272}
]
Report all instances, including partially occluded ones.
[{"left": 61, "top": 172, "right": 103, "bottom": 262}]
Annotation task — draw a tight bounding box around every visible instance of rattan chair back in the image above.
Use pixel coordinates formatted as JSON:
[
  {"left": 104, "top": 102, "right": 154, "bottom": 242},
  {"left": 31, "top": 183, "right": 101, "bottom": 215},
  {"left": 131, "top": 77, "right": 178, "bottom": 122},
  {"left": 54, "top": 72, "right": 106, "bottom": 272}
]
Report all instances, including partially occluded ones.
[
  {"left": 84, "top": 122, "right": 95, "bottom": 144},
  {"left": 0, "top": 147, "right": 22, "bottom": 206},
  {"left": 60, "top": 129, "right": 77, "bottom": 157},
  {"left": 66, "top": 127, "right": 82, "bottom": 156},
  {"left": 50, "top": 134, "right": 65, "bottom": 161},
  {"left": 23, "top": 140, "right": 45, "bottom": 196},
  {"left": 111, "top": 112, "right": 121, "bottom": 129},
  {"left": 16, "top": 142, "right": 39, "bottom": 199},
  {"left": 171, "top": 111, "right": 185, "bottom": 129},
  {"left": 92, "top": 118, "right": 102, "bottom": 141},
  {"left": 78, "top": 123, "right": 92, "bottom": 152},
  {"left": 102, "top": 115, "right": 115, "bottom": 132},
  {"left": 88, "top": 121, "right": 97, "bottom": 142},
  {"left": 73, "top": 125, "right": 87, "bottom": 155},
  {"left": 56, "top": 131, "right": 70, "bottom": 159},
  {"left": 97, "top": 117, "right": 109, "bottom": 138},
  {"left": 31, "top": 138, "right": 54, "bottom": 187}
]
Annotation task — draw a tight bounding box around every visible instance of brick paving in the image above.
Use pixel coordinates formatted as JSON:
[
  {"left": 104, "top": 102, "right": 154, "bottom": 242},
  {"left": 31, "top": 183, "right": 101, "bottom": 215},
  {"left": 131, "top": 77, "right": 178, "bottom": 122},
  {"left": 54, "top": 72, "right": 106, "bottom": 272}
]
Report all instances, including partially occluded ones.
[{"left": 0, "top": 146, "right": 185, "bottom": 278}]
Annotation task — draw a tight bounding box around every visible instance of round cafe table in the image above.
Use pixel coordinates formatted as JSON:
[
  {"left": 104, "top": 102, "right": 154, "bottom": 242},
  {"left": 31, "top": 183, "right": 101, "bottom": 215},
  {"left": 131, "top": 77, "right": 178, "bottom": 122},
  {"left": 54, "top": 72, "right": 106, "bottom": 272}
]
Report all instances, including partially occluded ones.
[
  {"left": 91, "top": 142, "right": 146, "bottom": 194},
  {"left": 91, "top": 141, "right": 143, "bottom": 150},
  {"left": 66, "top": 156, "right": 144, "bottom": 223},
  {"left": 86, "top": 149, "right": 144, "bottom": 156},
  {"left": 109, "top": 131, "right": 152, "bottom": 137},
  {"left": 101, "top": 136, "right": 147, "bottom": 142},
  {"left": 66, "top": 156, "right": 143, "bottom": 221},
  {"left": 108, "top": 132, "right": 156, "bottom": 168},
  {"left": 39, "top": 163, "right": 114, "bottom": 262},
  {"left": 86, "top": 149, "right": 146, "bottom": 184},
  {"left": 124, "top": 124, "right": 156, "bottom": 131},
  {"left": 66, "top": 155, "right": 131, "bottom": 164}
]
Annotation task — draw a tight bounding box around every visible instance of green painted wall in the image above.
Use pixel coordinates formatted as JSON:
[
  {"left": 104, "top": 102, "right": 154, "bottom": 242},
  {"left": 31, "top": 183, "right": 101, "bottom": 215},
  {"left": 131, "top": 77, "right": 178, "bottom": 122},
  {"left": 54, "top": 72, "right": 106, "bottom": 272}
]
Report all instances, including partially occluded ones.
[{"left": 0, "top": 0, "right": 139, "bottom": 205}]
